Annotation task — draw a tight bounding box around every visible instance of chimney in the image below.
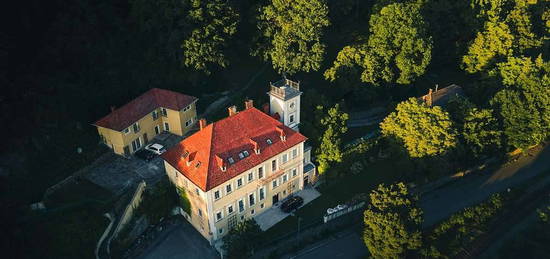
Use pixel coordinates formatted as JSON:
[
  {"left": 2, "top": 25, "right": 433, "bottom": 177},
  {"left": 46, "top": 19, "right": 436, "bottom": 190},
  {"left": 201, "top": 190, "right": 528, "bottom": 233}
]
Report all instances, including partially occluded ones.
[
  {"left": 435, "top": 84, "right": 439, "bottom": 92},
  {"left": 276, "top": 126, "right": 286, "bottom": 141},
  {"left": 249, "top": 138, "right": 260, "bottom": 154},
  {"left": 215, "top": 154, "right": 226, "bottom": 171},
  {"left": 228, "top": 105, "right": 237, "bottom": 116},
  {"left": 199, "top": 118, "right": 207, "bottom": 130},
  {"left": 262, "top": 103, "right": 270, "bottom": 114},
  {"left": 110, "top": 106, "right": 116, "bottom": 112},
  {"left": 245, "top": 100, "right": 254, "bottom": 109}
]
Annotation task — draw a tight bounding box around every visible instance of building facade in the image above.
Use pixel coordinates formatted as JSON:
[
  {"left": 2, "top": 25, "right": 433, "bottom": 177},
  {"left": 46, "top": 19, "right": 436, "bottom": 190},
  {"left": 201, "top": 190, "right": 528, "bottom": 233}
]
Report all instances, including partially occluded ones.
[
  {"left": 162, "top": 78, "right": 316, "bottom": 244},
  {"left": 93, "top": 88, "right": 198, "bottom": 155}
]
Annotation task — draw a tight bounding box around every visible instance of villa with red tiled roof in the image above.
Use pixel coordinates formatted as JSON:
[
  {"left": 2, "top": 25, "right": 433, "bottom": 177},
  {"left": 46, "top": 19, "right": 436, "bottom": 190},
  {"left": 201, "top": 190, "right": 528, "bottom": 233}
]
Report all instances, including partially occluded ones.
[
  {"left": 162, "top": 78, "right": 317, "bottom": 244},
  {"left": 93, "top": 88, "right": 198, "bottom": 155}
]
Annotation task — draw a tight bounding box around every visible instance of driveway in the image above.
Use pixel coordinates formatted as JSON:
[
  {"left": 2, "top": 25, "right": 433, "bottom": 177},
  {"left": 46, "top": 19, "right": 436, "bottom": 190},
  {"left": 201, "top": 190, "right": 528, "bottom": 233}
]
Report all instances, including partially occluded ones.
[{"left": 137, "top": 221, "right": 219, "bottom": 259}]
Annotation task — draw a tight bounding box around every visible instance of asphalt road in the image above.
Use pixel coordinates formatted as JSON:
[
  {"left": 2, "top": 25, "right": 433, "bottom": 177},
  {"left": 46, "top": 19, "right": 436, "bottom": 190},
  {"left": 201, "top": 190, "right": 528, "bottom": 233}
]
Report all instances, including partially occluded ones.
[{"left": 284, "top": 230, "right": 368, "bottom": 259}]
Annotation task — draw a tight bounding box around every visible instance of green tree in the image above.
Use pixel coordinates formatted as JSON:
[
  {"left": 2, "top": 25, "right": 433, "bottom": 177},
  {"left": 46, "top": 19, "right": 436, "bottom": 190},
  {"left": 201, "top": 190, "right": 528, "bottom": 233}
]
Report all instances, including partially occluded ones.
[
  {"left": 254, "top": 0, "right": 330, "bottom": 74},
  {"left": 380, "top": 98, "right": 458, "bottom": 158},
  {"left": 316, "top": 103, "right": 349, "bottom": 174},
  {"left": 181, "top": 0, "right": 239, "bottom": 73},
  {"left": 463, "top": 0, "right": 545, "bottom": 73},
  {"left": 363, "top": 182, "right": 423, "bottom": 259},
  {"left": 490, "top": 55, "right": 550, "bottom": 150},
  {"left": 222, "top": 219, "right": 262, "bottom": 259},
  {"left": 463, "top": 108, "right": 502, "bottom": 156},
  {"left": 325, "top": 1, "right": 432, "bottom": 85}
]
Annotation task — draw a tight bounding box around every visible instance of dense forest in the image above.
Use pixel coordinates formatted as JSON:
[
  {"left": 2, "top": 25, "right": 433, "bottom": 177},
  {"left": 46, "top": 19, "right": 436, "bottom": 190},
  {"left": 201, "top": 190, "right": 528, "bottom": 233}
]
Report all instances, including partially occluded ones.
[{"left": 1, "top": 0, "right": 548, "bottom": 258}]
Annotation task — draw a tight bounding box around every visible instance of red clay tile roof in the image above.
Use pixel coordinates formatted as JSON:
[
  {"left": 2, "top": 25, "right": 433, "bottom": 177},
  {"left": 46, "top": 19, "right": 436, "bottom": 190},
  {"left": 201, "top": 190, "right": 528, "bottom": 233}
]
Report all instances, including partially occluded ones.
[
  {"left": 94, "top": 88, "right": 197, "bottom": 131},
  {"left": 162, "top": 107, "right": 307, "bottom": 191}
]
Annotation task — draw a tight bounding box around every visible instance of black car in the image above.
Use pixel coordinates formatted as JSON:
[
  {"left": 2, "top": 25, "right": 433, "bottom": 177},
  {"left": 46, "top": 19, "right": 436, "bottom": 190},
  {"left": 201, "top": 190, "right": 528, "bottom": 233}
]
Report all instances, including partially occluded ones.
[
  {"left": 280, "top": 196, "right": 304, "bottom": 213},
  {"left": 134, "top": 149, "right": 156, "bottom": 161}
]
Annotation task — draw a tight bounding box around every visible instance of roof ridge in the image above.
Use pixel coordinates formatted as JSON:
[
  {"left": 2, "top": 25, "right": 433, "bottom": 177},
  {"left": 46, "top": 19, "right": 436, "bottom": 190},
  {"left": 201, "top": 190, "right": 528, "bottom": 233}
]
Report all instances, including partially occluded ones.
[{"left": 204, "top": 122, "right": 216, "bottom": 190}]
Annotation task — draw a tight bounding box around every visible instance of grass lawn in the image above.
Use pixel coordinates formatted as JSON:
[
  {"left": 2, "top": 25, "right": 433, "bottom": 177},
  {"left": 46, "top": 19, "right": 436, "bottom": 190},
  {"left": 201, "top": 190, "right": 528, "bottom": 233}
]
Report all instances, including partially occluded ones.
[{"left": 261, "top": 156, "right": 409, "bottom": 242}]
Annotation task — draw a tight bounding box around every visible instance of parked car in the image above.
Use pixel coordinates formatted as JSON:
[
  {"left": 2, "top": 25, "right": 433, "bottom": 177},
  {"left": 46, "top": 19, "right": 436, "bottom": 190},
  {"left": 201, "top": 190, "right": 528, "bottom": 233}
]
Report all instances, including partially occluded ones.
[
  {"left": 281, "top": 196, "right": 304, "bottom": 213},
  {"left": 134, "top": 149, "right": 156, "bottom": 161},
  {"left": 145, "top": 143, "right": 166, "bottom": 155}
]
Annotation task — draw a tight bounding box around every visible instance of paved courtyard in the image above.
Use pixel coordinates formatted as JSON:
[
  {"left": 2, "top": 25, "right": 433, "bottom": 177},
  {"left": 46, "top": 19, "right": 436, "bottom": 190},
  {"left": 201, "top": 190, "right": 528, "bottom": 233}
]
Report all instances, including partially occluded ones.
[
  {"left": 83, "top": 133, "right": 183, "bottom": 194},
  {"left": 137, "top": 220, "right": 219, "bottom": 259},
  {"left": 255, "top": 187, "right": 321, "bottom": 230}
]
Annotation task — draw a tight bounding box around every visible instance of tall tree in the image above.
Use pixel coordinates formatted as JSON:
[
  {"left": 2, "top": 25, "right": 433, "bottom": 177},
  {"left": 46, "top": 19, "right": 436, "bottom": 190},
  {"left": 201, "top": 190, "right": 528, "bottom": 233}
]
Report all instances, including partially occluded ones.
[
  {"left": 463, "top": 0, "right": 545, "bottom": 73},
  {"left": 490, "top": 55, "right": 550, "bottom": 150},
  {"left": 363, "top": 182, "right": 423, "bottom": 259},
  {"left": 462, "top": 108, "right": 502, "bottom": 156},
  {"left": 325, "top": 1, "right": 432, "bottom": 85},
  {"left": 253, "top": 0, "right": 330, "bottom": 74},
  {"left": 181, "top": 0, "right": 239, "bottom": 73},
  {"left": 222, "top": 219, "right": 262, "bottom": 259},
  {"left": 380, "top": 98, "right": 458, "bottom": 158},
  {"left": 316, "top": 103, "right": 349, "bottom": 174}
]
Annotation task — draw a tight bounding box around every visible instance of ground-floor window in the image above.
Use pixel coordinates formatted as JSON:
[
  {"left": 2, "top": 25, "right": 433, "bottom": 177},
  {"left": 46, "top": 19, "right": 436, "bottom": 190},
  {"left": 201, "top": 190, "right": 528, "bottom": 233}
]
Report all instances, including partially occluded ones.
[
  {"left": 164, "top": 122, "right": 170, "bottom": 131},
  {"left": 155, "top": 125, "right": 160, "bottom": 135},
  {"left": 131, "top": 137, "right": 141, "bottom": 152}
]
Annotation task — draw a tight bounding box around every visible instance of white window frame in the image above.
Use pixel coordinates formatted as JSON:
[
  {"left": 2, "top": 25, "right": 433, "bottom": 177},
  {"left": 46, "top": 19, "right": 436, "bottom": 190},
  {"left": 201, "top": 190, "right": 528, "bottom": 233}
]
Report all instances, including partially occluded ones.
[
  {"left": 248, "top": 172, "right": 254, "bottom": 182},
  {"left": 154, "top": 125, "right": 160, "bottom": 135},
  {"left": 282, "top": 153, "right": 288, "bottom": 164},
  {"left": 152, "top": 110, "right": 159, "bottom": 120},
  {"left": 132, "top": 122, "right": 140, "bottom": 133},
  {"left": 258, "top": 166, "right": 264, "bottom": 179},
  {"left": 227, "top": 204, "right": 234, "bottom": 215},
  {"left": 214, "top": 190, "right": 221, "bottom": 200},
  {"left": 292, "top": 168, "right": 297, "bottom": 177},
  {"left": 282, "top": 173, "right": 288, "bottom": 183},
  {"left": 289, "top": 114, "right": 295, "bottom": 123},
  {"left": 272, "top": 179, "right": 278, "bottom": 189},
  {"left": 292, "top": 148, "right": 298, "bottom": 159},
  {"left": 236, "top": 177, "right": 243, "bottom": 188},
  {"left": 216, "top": 211, "right": 223, "bottom": 222},
  {"left": 123, "top": 127, "right": 130, "bottom": 134},
  {"left": 238, "top": 198, "right": 245, "bottom": 213},
  {"left": 249, "top": 192, "right": 256, "bottom": 207},
  {"left": 272, "top": 159, "right": 277, "bottom": 171},
  {"left": 259, "top": 186, "right": 266, "bottom": 201},
  {"left": 161, "top": 107, "right": 167, "bottom": 117},
  {"left": 164, "top": 122, "right": 170, "bottom": 131},
  {"left": 226, "top": 183, "right": 232, "bottom": 194}
]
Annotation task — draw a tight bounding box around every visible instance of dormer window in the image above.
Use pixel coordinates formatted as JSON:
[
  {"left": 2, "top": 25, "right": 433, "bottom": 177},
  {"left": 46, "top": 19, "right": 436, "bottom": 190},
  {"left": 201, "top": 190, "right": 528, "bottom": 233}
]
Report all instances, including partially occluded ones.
[
  {"left": 243, "top": 150, "right": 249, "bottom": 157},
  {"left": 238, "top": 153, "right": 245, "bottom": 159},
  {"left": 195, "top": 161, "right": 201, "bottom": 168},
  {"left": 228, "top": 157, "right": 235, "bottom": 164},
  {"left": 266, "top": 139, "right": 272, "bottom": 145},
  {"left": 182, "top": 151, "right": 189, "bottom": 159}
]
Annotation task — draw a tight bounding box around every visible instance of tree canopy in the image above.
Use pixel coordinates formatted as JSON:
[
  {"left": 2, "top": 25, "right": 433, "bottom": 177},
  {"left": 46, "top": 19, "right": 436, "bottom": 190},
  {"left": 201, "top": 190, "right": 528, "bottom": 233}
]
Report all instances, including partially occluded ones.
[
  {"left": 222, "top": 219, "right": 263, "bottom": 259},
  {"left": 462, "top": 108, "right": 502, "bottom": 156},
  {"left": 463, "top": 0, "right": 546, "bottom": 74},
  {"left": 325, "top": 1, "right": 432, "bottom": 85},
  {"left": 316, "top": 103, "right": 349, "bottom": 174},
  {"left": 490, "top": 55, "right": 550, "bottom": 150},
  {"left": 363, "top": 182, "right": 423, "bottom": 259},
  {"left": 254, "top": 0, "right": 330, "bottom": 74},
  {"left": 380, "top": 98, "right": 458, "bottom": 158},
  {"left": 181, "top": 0, "right": 239, "bottom": 73}
]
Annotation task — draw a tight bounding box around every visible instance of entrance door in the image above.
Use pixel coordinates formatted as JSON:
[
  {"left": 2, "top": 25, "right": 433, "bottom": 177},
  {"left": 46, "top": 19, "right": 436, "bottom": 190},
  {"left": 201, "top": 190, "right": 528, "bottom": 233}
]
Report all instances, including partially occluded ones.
[
  {"left": 272, "top": 193, "right": 279, "bottom": 204},
  {"left": 155, "top": 125, "right": 160, "bottom": 135},
  {"left": 143, "top": 133, "right": 148, "bottom": 144},
  {"left": 304, "top": 175, "right": 309, "bottom": 186}
]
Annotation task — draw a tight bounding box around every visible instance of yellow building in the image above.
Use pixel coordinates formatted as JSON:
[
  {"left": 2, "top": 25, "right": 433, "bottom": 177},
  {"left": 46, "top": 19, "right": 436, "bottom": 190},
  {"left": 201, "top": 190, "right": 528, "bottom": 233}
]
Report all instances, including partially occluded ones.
[
  {"left": 162, "top": 79, "right": 317, "bottom": 244},
  {"left": 93, "top": 88, "right": 198, "bottom": 156}
]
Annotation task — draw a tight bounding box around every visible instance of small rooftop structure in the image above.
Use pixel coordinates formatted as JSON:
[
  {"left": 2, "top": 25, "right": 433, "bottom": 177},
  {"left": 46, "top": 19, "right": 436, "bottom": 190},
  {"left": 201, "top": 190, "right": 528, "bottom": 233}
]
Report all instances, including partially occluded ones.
[
  {"left": 269, "top": 78, "right": 301, "bottom": 101},
  {"left": 420, "top": 84, "right": 464, "bottom": 107}
]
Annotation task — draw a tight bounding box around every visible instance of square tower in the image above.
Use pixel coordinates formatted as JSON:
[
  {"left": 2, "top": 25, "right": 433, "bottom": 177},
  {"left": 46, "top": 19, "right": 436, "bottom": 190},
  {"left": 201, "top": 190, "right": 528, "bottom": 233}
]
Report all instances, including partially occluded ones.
[{"left": 268, "top": 78, "right": 302, "bottom": 131}]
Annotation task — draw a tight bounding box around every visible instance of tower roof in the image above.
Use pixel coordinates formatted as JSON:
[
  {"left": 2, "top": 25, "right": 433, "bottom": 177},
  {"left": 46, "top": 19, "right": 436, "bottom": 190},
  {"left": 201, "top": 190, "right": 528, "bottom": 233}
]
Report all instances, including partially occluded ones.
[{"left": 268, "top": 78, "right": 302, "bottom": 100}]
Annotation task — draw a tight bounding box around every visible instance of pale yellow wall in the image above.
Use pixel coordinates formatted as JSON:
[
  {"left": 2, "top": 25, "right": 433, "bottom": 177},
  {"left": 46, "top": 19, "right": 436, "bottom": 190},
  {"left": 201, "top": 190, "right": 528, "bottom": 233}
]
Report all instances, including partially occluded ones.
[
  {"left": 97, "top": 101, "right": 197, "bottom": 155},
  {"left": 97, "top": 126, "right": 125, "bottom": 154},
  {"left": 207, "top": 142, "right": 304, "bottom": 240},
  {"left": 165, "top": 161, "right": 213, "bottom": 242},
  {"left": 163, "top": 141, "right": 306, "bottom": 242}
]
